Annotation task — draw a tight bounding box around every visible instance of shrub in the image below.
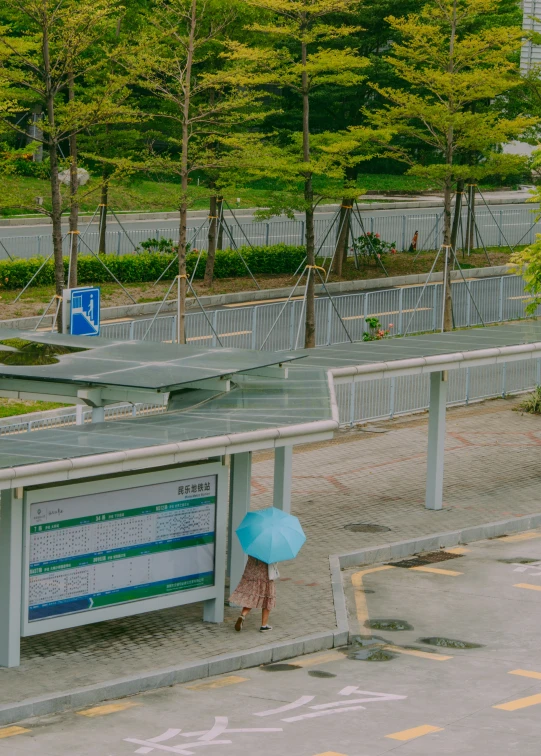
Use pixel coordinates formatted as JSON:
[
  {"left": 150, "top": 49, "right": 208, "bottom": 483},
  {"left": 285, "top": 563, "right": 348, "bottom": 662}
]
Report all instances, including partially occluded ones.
[
  {"left": 352, "top": 232, "right": 397, "bottom": 259},
  {"left": 362, "top": 316, "right": 393, "bottom": 341},
  {"left": 515, "top": 386, "right": 541, "bottom": 415},
  {"left": 0, "top": 244, "right": 306, "bottom": 290}
]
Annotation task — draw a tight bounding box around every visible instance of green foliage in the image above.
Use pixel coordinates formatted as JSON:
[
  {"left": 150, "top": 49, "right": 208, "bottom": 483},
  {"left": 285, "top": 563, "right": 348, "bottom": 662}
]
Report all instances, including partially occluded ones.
[
  {"left": 362, "top": 316, "right": 392, "bottom": 341},
  {"left": 515, "top": 386, "right": 541, "bottom": 415},
  {"left": 352, "top": 232, "right": 397, "bottom": 259},
  {"left": 510, "top": 235, "right": 541, "bottom": 315},
  {"left": 0, "top": 244, "right": 306, "bottom": 290}
]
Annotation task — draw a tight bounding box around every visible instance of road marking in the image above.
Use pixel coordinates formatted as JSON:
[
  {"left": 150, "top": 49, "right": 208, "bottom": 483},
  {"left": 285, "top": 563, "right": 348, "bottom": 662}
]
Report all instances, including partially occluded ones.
[
  {"left": 383, "top": 645, "right": 452, "bottom": 661},
  {"left": 410, "top": 566, "right": 463, "bottom": 576},
  {"left": 445, "top": 546, "right": 469, "bottom": 554},
  {"left": 501, "top": 531, "right": 541, "bottom": 542},
  {"left": 186, "top": 676, "right": 249, "bottom": 690},
  {"left": 224, "top": 297, "right": 305, "bottom": 307},
  {"left": 343, "top": 307, "right": 431, "bottom": 321},
  {"left": 510, "top": 669, "right": 541, "bottom": 680},
  {"left": 386, "top": 724, "right": 443, "bottom": 741},
  {"left": 187, "top": 330, "right": 252, "bottom": 342},
  {"left": 313, "top": 752, "right": 348, "bottom": 755},
  {"left": 351, "top": 565, "right": 395, "bottom": 637},
  {"left": 494, "top": 693, "right": 541, "bottom": 711},
  {"left": 513, "top": 583, "right": 541, "bottom": 592},
  {"left": 292, "top": 651, "right": 345, "bottom": 668},
  {"left": 78, "top": 701, "right": 140, "bottom": 717},
  {"left": 0, "top": 726, "right": 30, "bottom": 739}
]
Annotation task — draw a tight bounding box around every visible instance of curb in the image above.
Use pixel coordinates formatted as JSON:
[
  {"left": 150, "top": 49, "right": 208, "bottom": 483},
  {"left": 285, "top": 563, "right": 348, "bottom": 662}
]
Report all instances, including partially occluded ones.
[{"left": 1, "top": 511, "right": 540, "bottom": 726}]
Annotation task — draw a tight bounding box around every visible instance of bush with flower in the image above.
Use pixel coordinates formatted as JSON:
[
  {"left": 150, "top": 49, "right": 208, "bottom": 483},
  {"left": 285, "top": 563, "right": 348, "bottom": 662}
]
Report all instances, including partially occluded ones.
[
  {"left": 351, "top": 232, "right": 397, "bottom": 260},
  {"left": 362, "top": 316, "right": 393, "bottom": 341}
]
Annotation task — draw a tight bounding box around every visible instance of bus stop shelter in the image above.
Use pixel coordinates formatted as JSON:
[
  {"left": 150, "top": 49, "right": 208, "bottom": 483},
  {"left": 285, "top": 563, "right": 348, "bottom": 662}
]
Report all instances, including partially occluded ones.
[{"left": 1, "top": 321, "right": 541, "bottom": 668}]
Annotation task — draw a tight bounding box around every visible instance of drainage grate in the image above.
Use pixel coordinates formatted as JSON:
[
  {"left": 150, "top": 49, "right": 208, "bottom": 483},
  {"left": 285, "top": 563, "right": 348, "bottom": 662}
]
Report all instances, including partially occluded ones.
[
  {"left": 388, "top": 551, "right": 464, "bottom": 569},
  {"left": 344, "top": 523, "right": 391, "bottom": 533}
]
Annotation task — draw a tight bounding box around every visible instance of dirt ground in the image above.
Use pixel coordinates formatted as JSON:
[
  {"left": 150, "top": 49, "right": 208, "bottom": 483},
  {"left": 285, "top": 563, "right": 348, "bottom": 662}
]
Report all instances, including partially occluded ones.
[{"left": 0, "top": 249, "right": 512, "bottom": 320}]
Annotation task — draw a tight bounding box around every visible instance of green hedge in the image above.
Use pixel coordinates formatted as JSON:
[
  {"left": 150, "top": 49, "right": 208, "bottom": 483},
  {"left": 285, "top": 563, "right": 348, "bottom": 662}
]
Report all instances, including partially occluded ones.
[{"left": 0, "top": 244, "right": 306, "bottom": 290}]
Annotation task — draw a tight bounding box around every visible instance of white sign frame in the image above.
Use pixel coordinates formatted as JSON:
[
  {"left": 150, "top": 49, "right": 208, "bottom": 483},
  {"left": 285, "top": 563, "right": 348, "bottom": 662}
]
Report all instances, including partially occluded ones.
[{"left": 21, "top": 462, "right": 227, "bottom": 637}]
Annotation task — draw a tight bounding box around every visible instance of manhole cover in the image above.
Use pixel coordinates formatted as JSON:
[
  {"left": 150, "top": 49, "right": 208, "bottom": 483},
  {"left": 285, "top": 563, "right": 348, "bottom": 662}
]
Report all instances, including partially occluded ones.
[
  {"left": 365, "top": 619, "right": 413, "bottom": 631},
  {"left": 389, "top": 551, "right": 463, "bottom": 568},
  {"left": 308, "top": 670, "right": 336, "bottom": 678},
  {"left": 419, "top": 637, "right": 483, "bottom": 649},
  {"left": 344, "top": 523, "right": 391, "bottom": 533},
  {"left": 261, "top": 663, "right": 298, "bottom": 672}
]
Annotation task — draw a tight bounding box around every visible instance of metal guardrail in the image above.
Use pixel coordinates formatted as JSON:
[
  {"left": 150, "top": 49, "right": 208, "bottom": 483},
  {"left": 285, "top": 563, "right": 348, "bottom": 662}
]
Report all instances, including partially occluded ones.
[
  {"left": 99, "top": 273, "right": 539, "bottom": 350},
  {"left": 0, "top": 401, "right": 167, "bottom": 436},
  {"left": 0, "top": 206, "right": 539, "bottom": 259}
]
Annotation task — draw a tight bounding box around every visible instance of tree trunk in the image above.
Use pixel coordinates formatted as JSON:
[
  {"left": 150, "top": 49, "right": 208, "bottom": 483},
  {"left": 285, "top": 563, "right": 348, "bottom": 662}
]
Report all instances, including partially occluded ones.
[
  {"left": 450, "top": 179, "right": 464, "bottom": 252},
  {"left": 301, "top": 38, "right": 315, "bottom": 349},
  {"left": 68, "top": 71, "right": 78, "bottom": 288},
  {"left": 204, "top": 192, "right": 218, "bottom": 286},
  {"left": 442, "top": 177, "right": 453, "bottom": 332},
  {"left": 99, "top": 175, "right": 108, "bottom": 255},
  {"left": 216, "top": 196, "right": 224, "bottom": 250},
  {"left": 44, "top": 26, "right": 64, "bottom": 331},
  {"left": 332, "top": 201, "right": 352, "bottom": 277},
  {"left": 177, "top": 0, "right": 197, "bottom": 345}
]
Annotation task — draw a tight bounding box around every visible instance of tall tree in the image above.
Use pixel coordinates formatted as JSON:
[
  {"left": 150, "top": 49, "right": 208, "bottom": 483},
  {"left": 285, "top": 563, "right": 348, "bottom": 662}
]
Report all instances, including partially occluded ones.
[
  {"left": 0, "top": 0, "right": 134, "bottom": 326},
  {"left": 126, "top": 0, "right": 260, "bottom": 342},
  {"left": 228, "top": 0, "right": 369, "bottom": 347},
  {"left": 368, "top": 0, "right": 534, "bottom": 330}
]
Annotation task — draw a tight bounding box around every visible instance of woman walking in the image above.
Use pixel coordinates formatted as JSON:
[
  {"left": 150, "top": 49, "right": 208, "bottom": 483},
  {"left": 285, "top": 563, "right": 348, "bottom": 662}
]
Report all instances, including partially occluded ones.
[{"left": 231, "top": 555, "right": 276, "bottom": 633}]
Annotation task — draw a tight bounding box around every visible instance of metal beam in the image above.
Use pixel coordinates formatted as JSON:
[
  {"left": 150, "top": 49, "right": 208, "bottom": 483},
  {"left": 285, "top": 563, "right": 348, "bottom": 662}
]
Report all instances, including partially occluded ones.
[
  {"left": 0, "top": 379, "right": 168, "bottom": 407},
  {"left": 228, "top": 452, "right": 251, "bottom": 597},
  {"left": 425, "top": 371, "right": 448, "bottom": 510},
  {"left": 0, "top": 490, "right": 23, "bottom": 667},
  {"left": 273, "top": 446, "right": 293, "bottom": 514}
]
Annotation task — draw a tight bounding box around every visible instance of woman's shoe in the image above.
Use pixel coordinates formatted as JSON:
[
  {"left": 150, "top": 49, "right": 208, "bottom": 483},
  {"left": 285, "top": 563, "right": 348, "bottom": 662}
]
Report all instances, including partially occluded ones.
[
  {"left": 259, "top": 625, "right": 272, "bottom": 632},
  {"left": 235, "top": 615, "right": 245, "bottom": 632}
]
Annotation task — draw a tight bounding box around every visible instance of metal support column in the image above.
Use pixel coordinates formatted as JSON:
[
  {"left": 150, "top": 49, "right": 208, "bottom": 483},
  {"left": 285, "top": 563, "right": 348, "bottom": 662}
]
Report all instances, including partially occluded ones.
[
  {"left": 228, "top": 452, "right": 252, "bottom": 596},
  {"left": 0, "top": 490, "right": 23, "bottom": 667},
  {"left": 425, "top": 371, "right": 448, "bottom": 511},
  {"left": 273, "top": 446, "right": 293, "bottom": 514},
  {"left": 92, "top": 407, "right": 105, "bottom": 423}
]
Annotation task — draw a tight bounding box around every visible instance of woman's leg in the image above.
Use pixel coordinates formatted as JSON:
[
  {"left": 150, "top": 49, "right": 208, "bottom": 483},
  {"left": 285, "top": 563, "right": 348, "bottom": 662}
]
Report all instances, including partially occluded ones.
[
  {"left": 242, "top": 607, "right": 251, "bottom": 617},
  {"left": 262, "top": 608, "right": 270, "bottom": 626},
  {"left": 235, "top": 607, "right": 251, "bottom": 631}
]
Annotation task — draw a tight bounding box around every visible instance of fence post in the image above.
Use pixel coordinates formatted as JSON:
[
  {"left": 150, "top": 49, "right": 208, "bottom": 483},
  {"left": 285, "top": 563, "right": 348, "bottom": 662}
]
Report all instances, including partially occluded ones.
[
  {"left": 432, "top": 284, "right": 438, "bottom": 331},
  {"left": 289, "top": 300, "right": 296, "bottom": 350},
  {"left": 212, "top": 310, "right": 218, "bottom": 348},
  {"left": 537, "top": 358, "right": 541, "bottom": 387},
  {"left": 251, "top": 307, "right": 258, "bottom": 350},
  {"left": 398, "top": 287, "right": 404, "bottom": 335},
  {"left": 37, "top": 236, "right": 41, "bottom": 257},
  {"left": 363, "top": 293, "right": 369, "bottom": 335},
  {"left": 502, "top": 363, "right": 507, "bottom": 398},
  {"left": 117, "top": 231, "right": 121, "bottom": 255},
  {"left": 172, "top": 315, "right": 177, "bottom": 343},
  {"left": 370, "top": 217, "right": 374, "bottom": 235},
  {"left": 498, "top": 211, "right": 503, "bottom": 248},
  {"left": 389, "top": 377, "right": 396, "bottom": 419},
  {"left": 349, "top": 381, "right": 356, "bottom": 426},
  {"left": 265, "top": 223, "right": 270, "bottom": 247},
  {"left": 499, "top": 276, "right": 504, "bottom": 322},
  {"left": 129, "top": 319, "right": 135, "bottom": 340},
  {"left": 326, "top": 299, "right": 333, "bottom": 345},
  {"left": 466, "top": 282, "right": 471, "bottom": 327},
  {"left": 465, "top": 367, "right": 470, "bottom": 405},
  {"left": 401, "top": 215, "right": 407, "bottom": 251}
]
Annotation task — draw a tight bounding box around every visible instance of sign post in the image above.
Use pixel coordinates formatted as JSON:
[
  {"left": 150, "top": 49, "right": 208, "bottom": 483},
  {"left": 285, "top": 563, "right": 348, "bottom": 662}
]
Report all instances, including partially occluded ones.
[{"left": 62, "top": 287, "right": 101, "bottom": 336}]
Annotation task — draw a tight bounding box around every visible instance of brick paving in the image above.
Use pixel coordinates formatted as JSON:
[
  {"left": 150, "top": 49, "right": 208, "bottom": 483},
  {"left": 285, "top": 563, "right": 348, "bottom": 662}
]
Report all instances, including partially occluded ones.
[{"left": 2, "top": 395, "right": 541, "bottom": 705}]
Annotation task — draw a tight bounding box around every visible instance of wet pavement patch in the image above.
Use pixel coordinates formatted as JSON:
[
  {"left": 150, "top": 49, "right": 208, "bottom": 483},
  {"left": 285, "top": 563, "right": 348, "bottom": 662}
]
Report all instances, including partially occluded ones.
[
  {"left": 344, "top": 523, "right": 391, "bottom": 533},
  {"left": 365, "top": 619, "right": 413, "bottom": 631},
  {"left": 419, "top": 637, "right": 483, "bottom": 649},
  {"left": 261, "top": 663, "right": 299, "bottom": 672},
  {"left": 351, "top": 647, "right": 396, "bottom": 662},
  {"left": 389, "top": 551, "right": 463, "bottom": 569},
  {"left": 498, "top": 558, "right": 540, "bottom": 564},
  {"left": 308, "top": 670, "right": 336, "bottom": 678}
]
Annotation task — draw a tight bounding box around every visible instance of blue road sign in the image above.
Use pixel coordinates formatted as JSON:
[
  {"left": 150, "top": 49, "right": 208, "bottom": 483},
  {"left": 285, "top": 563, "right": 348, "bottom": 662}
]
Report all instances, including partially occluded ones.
[{"left": 70, "top": 287, "right": 100, "bottom": 336}]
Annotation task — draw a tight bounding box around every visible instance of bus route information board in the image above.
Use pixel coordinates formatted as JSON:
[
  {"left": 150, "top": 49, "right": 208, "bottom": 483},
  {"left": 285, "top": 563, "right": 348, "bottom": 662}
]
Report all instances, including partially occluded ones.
[{"left": 27, "top": 475, "right": 216, "bottom": 622}]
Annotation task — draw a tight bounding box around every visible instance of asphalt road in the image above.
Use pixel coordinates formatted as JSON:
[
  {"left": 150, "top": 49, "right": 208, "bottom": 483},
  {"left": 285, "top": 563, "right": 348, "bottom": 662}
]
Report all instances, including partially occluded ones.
[
  {"left": 0, "top": 201, "right": 529, "bottom": 240},
  {"left": 3, "top": 531, "right": 541, "bottom": 755}
]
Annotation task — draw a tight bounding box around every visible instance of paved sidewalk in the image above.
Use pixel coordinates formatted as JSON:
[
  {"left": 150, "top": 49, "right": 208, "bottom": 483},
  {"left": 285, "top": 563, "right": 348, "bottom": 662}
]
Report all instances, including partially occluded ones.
[{"left": 3, "top": 395, "right": 541, "bottom": 708}]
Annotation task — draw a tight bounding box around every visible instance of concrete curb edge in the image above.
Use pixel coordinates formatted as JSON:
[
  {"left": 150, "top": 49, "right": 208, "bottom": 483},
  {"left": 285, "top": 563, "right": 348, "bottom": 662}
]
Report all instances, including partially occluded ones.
[{"left": 1, "top": 511, "right": 540, "bottom": 726}]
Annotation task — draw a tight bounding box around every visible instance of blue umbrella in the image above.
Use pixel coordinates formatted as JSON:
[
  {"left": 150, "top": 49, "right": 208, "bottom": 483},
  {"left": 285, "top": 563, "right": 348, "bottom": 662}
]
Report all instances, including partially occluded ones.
[{"left": 236, "top": 507, "right": 306, "bottom": 564}]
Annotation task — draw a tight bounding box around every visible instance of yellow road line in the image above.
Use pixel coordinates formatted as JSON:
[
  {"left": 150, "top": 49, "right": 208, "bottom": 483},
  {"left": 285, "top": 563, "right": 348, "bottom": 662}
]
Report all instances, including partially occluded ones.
[
  {"left": 510, "top": 669, "right": 541, "bottom": 680},
  {"left": 383, "top": 645, "right": 452, "bottom": 661},
  {"left": 351, "top": 565, "right": 395, "bottom": 637},
  {"left": 514, "top": 583, "right": 541, "bottom": 592},
  {"left": 186, "top": 675, "right": 249, "bottom": 691},
  {"left": 445, "top": 546, "right": 469, "bottom": 554},
  {"left": 78, "top": 701, "right": 140, "bottom": 718},
  {"left": 386, "top": 724, "right": 444, "bottom": 741},
  {"left": 501, "top": 531, "right": 541, "bottom": 542},
  {"left": 494, "top": 693, "right": 541, "bottom": 711},
  {"left": 343, "top": 307, "right": 431, "bottom": 321},
  {"left": 224, "top": 297, "right": 305, "bottom": 307},
  {"left": 292, "top": 651, "right": 345, "bottom": 668},
  {"left": 410, "top": 566, "right": 463, "bottom": 576},
  {"left": 187, "top": 330, "right": 251, "bottom": 342},
  {"left": 0, "top": 726, "right": 30, "bottom": 739}
]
